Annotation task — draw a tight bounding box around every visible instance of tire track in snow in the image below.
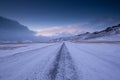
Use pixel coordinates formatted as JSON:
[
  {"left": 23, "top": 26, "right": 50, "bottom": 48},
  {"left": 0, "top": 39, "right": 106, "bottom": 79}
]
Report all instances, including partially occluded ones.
[
  {"left": 48, "top": 43, "right": 79, "bottom": 80},
  {"left": 0, "top": 43, "right": 62, "bottom": 80}
]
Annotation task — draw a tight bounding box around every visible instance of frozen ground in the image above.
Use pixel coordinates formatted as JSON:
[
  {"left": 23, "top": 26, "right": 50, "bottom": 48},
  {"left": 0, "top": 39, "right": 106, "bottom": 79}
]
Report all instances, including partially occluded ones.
[
  {"left": 0, "top": 42, "right": 120, "bottom": 80},
  {"left": 0, "top": 43, "right": 55, "bottom": 57}
]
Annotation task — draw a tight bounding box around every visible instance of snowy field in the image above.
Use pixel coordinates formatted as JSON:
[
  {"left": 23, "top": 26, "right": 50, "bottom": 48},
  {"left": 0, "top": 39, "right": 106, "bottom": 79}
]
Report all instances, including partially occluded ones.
[
  {"left": 0, "top": 43, "right": 55, "bottom": 57},
  {"left": 0, "top": 42, "right": 120, "bottom": 80}
]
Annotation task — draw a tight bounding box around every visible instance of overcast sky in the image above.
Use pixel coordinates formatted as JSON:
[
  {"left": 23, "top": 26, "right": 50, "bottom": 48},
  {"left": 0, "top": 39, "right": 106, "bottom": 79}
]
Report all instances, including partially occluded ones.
[{"left": 0, "top": 0, "right": 120, "bottom": 37}]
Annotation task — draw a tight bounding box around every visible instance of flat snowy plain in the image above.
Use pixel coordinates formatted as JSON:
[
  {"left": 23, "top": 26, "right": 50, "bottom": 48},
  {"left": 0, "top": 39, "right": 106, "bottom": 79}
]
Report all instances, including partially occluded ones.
[{"left": 0, "top": 41, "right": 120, "bottom": 80}]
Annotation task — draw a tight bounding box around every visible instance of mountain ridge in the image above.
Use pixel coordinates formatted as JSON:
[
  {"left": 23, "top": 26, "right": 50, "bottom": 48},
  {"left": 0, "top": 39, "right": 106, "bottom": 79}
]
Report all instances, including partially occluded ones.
[
  {"left": 51, "top": 24, "right": 120, "bottom": 42},
  {"left": 0, "top": 16, "right": 49, "bottom": 42}
]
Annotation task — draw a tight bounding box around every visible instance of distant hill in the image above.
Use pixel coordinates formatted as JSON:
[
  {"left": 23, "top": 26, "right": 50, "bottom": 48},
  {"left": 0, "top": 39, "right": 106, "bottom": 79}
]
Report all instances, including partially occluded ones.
[
  {"left": 0, "top": 16, "right": 48, "bottom": 42},
  {"left": 51, "top": 24, "right": 120, "bottom": 42}
]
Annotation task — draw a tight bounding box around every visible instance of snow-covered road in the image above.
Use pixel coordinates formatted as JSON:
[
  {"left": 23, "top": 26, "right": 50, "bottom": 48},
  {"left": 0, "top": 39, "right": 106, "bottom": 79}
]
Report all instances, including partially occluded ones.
[{"left": 0, "top": 42, "right": 120, "bottom": 80}]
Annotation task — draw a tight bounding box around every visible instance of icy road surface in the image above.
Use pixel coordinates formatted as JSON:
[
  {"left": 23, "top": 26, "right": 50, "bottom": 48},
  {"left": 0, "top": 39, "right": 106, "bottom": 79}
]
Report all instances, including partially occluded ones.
[{"left": 0, "top": 42, "right": 120, "bottom": 80}]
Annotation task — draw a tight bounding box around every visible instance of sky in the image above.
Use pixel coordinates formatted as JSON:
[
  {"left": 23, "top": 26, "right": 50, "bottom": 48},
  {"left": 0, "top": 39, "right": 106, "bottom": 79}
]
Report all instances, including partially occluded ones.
[{"left": 0, "top": 0, "right": 120, "bottom": 37}]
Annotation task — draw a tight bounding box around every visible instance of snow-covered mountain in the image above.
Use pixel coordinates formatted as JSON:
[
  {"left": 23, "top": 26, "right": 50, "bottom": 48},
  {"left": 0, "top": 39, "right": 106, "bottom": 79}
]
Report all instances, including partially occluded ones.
[
  {"left": 85, "top": 24, "right": 120, "bottom": 40},
  {"left": 0, "top": 16, "right": 49, "bottom": 42},
  {"left": 51, "top": 24, "right": 120, "bottom": 42},
  {"left": 0, "top": 16, "right": 35, "bottom": 41}
]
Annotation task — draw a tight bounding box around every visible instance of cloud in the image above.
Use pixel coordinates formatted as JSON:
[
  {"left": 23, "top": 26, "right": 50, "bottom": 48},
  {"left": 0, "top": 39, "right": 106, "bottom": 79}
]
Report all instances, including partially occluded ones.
[
  {"left": 75, "top": 17, "right": 120, "bottom": 32},
  {"left": 34, "top": 17, "right": 120, "bottom": 37},
  {"left": 34, "top": 26, "right": 82, "bottom": 37},
  {"left": 86, "top": 17, "right": 120, "bottom": 30},
  {"left": 34, "top": 23, "right": 97, "bottom": 37}
]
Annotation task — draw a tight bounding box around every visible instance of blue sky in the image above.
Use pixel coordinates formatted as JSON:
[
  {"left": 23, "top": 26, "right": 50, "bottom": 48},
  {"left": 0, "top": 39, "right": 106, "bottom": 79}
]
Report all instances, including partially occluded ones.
[{"left": 0, "top": 0, "right": 120, "bottom": 37}]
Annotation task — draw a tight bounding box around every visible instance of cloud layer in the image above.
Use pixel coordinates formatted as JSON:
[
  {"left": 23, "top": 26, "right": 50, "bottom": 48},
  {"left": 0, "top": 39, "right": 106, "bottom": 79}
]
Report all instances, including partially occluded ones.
[
  {"left": 34, "top": 26, "right": 82, "bottom": 37},
  {"left": 34, "top": 17, "right": 120, "bottom": 37}
]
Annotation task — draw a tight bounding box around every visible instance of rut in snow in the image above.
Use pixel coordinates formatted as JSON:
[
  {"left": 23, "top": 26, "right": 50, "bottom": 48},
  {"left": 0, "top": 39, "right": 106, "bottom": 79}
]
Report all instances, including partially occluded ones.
[{"left": 48, "top": 43, "right": 79, "bottom": 80}]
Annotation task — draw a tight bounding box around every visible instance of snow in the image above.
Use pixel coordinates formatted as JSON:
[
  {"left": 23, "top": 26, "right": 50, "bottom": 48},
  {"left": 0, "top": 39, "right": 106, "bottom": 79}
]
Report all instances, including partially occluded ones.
[
  {"left": 0, "top": 43, "right": 55, "bottom": 57},
  {"left": 0, "top": 43, "right": 62, "bottom": 80},
  {"left": 66, "top": 42, "right": 120, "bottom": 80},
  {"left": 0, "top": 42, "right": 120, "bottom": 80},
  {"left": 87, "top": 34, "right": 120, "bottom": 41}
]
